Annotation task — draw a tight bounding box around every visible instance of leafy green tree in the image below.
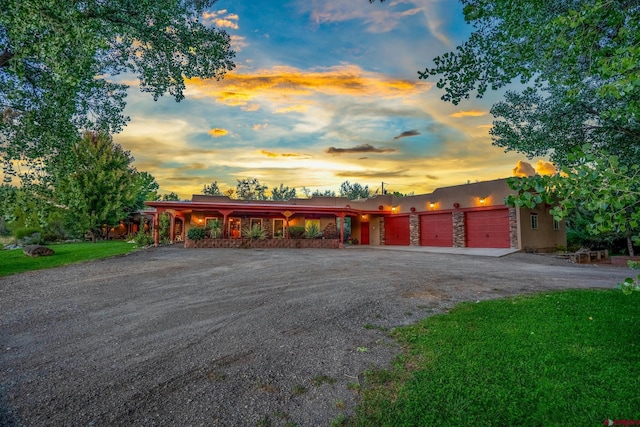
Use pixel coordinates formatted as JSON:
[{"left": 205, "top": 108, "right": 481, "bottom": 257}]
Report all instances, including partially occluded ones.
[
  {"left": 203, "top": 181, "right": 223, "bottom": 196},
  {"left": 271, "top": 184, "right": 296, "bottom": 201},
  {"left": 159, "top": 192, "right": 180, "bottom": 201},
  {"left": 236, "top": 178, "right": 268, "bottom": 200},
  {"left": 418, "top": 1, "right": 638, "bottom": 119},
  {"left": 132, "top": 171, "right": 160, "bottom": 210},
  {"left": 339, "top": 180, "right": 370, "bottom": 200},
  {"left": 311, "top": 189, "right": 336, "bottom": 197},
  {"left": 507, "top": 147, "right": 640, "bottom": 256},
  {"left": 53, "top": 132, "right": 138, "bottom": 242},
  {"left": 1, "top": 0, "right": 235, "bottom": 181}
]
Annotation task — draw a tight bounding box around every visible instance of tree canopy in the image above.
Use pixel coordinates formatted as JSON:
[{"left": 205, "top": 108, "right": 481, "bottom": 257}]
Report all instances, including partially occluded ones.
[
  {"left": 339, "top": 180, "right": 371, "bottom": 200},
  {"left": 418, "top": 0, "right": 639, "bottom": 165},
  {"left": 52, "top": 132, "right": 139, "bottom": 242},
  {"left": 1, "top": 0, "right": 235, "bottom": 180}
]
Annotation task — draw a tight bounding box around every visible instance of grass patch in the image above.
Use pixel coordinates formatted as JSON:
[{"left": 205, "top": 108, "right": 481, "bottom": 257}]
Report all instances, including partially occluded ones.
[
  {"left": 351, "top": 289, "right": 640, "bottom": 426},
  {"left": 311, "top": 375, "right": 336, "bottom": 387},
  {"left": 0, "top": 241, "right": 138, "bottom": 277}
]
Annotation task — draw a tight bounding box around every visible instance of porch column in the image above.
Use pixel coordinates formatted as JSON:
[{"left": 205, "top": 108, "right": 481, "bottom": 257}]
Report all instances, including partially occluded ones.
[
  {"left": 338, "top": 213, "right": 345, "bottom": 249},
  {"left": 153, "top": 211, "right": 160, "bottom": 247},
  {"left": 169, "top": 213, "right": 175, "bottom": 244},
  {"left": 220, "top": 210, "right": 233, "bottom": 239},
  {"left": 282, "top": 210, "right": 293, "bottom": 239}
]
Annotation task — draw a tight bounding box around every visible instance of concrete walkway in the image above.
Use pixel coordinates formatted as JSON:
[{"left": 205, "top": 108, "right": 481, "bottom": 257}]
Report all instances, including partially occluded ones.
[{"left": 346, "top": 245, "right": 520, "bottom": 257}]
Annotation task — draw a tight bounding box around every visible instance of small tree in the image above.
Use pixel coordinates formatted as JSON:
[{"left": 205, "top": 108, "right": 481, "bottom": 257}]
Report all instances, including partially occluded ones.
[
  {"left": 53, "top": 132, "right": 138, "bottom": 242},
  {"left": 271, "top": 184, "right": 296, "bottom": 201},
  {"left": 339, "top": 181, "right": 370, "bottom": 200},
  {"left": 236, "top": 178, "right": 268, "bottom": 200},
  {"left": 203, "top": 181, "right": 223, "bottom": 196}
]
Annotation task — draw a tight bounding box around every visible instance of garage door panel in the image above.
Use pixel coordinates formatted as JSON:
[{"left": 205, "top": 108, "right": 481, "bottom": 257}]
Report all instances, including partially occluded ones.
[
  {"left": 420, "top": 213, "right": 452, "bottom": 247},
  {"left": 385, "top": 217, "right": 410, "bottom": 246},
  {"left": 466, "top": 209, "right": 510, "bottom": 248}
]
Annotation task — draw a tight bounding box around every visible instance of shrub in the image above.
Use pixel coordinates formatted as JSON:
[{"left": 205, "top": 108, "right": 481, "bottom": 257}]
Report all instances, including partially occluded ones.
[
  {"left": 242, "top": 224, "right": 267, "bottom": 240},
  {"left": 305, "top": 223, "right": 322, "bottom": 239},
  {"left": 187, "top": 227, "right": 206, "bottom": 241},
  {"left": 19, "top": 232, "right": 46, "bottom": 245},
  {"left": 13, "top": 227, "right": 41, "bottom": 240},
  {"left": 133, "top": 231, "right": 154, "bottom": 247},
  {"left": 288, "top": 225, "right": 305, "bottom": 239}
]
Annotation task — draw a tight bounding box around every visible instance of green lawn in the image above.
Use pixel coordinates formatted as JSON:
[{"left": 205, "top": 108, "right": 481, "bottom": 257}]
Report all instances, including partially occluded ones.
[
  {"left": 350, "top": 289, "right": 639, "bottom": 427},
  {"left": 0, "top": 241, "right": 138, "bottom": 277}
]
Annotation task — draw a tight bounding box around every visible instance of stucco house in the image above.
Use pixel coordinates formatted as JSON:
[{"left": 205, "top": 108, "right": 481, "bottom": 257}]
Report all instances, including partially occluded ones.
[{"left": 144, "top": 178, "right": 566, "bottom": 252}]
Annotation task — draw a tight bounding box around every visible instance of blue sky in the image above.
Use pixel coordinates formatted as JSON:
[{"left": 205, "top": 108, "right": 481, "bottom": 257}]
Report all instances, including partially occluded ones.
[{"left": 114, "top": 0, "right": 553, "bottom": 199}]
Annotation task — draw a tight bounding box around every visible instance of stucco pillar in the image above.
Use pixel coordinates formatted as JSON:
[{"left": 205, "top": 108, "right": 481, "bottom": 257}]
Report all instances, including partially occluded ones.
[{"left": 452, "top": 211, "right": 465, "bottom": 248}]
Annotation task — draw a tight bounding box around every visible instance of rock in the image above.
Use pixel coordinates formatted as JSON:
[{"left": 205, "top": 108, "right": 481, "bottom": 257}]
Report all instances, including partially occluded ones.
[{"left": 23, "top": 245, "right": 55, "bottom": 257}]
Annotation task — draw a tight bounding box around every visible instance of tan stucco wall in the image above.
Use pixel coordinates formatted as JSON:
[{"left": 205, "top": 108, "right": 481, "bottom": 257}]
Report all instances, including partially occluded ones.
[
  {"left": 519, "top": 207, "right": 567, "bottom": 252},
  {"left": 395, "top": 179, "right": 514, "bottom": 213}
]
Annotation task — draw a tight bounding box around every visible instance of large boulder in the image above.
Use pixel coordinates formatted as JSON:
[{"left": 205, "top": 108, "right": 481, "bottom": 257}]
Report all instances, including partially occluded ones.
[{"left": 23, "top": 245, "right": 55, "bottom": 257}]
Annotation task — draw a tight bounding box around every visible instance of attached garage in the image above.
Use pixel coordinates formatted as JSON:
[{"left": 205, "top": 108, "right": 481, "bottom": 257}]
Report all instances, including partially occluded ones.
[
  {"left": 420, "top": 213, "right": 453, "bottom": 247},
  {"left": 465, "top": 209, "right": 511, "bottom": 248},
  {"left": 385, "top": 216, "right": 410, "bottom": 245}
]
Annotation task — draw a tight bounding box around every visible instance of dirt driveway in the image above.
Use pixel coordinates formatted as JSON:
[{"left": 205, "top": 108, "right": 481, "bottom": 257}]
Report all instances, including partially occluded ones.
[{"left": 0, "top": 246, "right": 631, "bottom": 426}]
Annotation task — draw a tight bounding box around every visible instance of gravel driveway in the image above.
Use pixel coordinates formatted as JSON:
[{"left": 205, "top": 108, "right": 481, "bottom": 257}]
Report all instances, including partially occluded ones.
[{"left": 0, "top": 246, "right": 631, "bottom": 426}]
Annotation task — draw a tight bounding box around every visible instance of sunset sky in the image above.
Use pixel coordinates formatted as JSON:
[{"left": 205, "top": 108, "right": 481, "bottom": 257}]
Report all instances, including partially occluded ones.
[{"left": 113, "top": 0, "right": 553, "bottom": 199}]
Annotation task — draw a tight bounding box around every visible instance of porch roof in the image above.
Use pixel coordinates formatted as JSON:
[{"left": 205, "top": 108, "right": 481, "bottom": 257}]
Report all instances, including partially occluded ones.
[{"left": 144, "top": 200, "right": 369, "bottom": 217}]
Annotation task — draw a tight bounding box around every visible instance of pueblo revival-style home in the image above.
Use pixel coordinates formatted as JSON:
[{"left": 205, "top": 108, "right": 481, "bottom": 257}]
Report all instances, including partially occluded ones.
[{"left": 144, "top": 178, "right": 566, "bottom": 252}]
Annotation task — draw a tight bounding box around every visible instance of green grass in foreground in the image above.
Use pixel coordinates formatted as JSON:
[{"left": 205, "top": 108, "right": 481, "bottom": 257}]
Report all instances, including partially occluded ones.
[
  {"left": 351, "top": 289, "right": 639, "bottom": 427},
  {"left": 0, "top": 241, "right": 138, "bottom": 277}
]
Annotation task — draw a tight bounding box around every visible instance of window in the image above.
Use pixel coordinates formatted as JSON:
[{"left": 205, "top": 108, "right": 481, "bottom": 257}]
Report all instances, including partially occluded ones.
[
  {"left": 250, "top": 218, "right": 263, "bottom": 229},
  {"left": 228, "top": 217, "right": 241, "bottom": 238},
  {"left": 553, "top": 218, "right": 560, "bottom": 231},
  {"left": 205, "top": 217, "right": 222, "bottom": 238},
  {"left": 273, "top": 219, "right": 284, "bottom": 238},
  {"left": 530, "top": 213, "right": 538, "bottom": 230}
]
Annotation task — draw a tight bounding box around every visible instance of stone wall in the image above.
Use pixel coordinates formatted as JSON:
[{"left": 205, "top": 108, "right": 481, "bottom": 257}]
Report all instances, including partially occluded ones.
[
  {"left": 452, "top": 211, "right": 465, "bottom": 248},
  {"left": 379, "top": 217, "right": 385, "bottom": 245},
  {"left": 508, "top": 207, "right": 518, "bottom": 249},
  {"left": 409, "top": 214, "right": 419, "bottom": 246},
  {"left": 185, "top": 238, "right": 340, "bottom": 249}
]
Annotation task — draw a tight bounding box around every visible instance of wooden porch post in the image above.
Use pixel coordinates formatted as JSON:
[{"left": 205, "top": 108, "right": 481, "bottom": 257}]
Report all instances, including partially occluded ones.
[
  {"left": 169, "top": 213, "right": 175, "bottom": 244},
  {"left": 153, "top": 211, "right": 160, "bottom": 247},
  {"left": 220, "top": 210, "right": 233, "bottom": 239},
  {"left": 338, "top": 213, "right": 345, "bottom": 249}
]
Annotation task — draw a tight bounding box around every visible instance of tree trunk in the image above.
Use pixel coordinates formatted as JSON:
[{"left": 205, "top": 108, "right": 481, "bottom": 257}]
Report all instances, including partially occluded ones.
[{"left": 627, "top": 234, "right": 635, "bottom": 257}]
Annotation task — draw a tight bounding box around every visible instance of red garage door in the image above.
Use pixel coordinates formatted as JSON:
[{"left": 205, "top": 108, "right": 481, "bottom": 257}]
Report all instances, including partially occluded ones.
[
  {"left": 385, "top": 216, "right": 410, "bottom": 246},
  {"left": 420, "top": 213, "right": 453, "bottom": 247},
  {"left": 465, "top": 209, "right": 511, "bottom": 248}
]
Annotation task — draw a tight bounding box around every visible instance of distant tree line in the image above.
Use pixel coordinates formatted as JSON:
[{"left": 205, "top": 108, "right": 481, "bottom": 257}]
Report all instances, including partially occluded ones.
[{"left": 201, "top": 178, "right": 404, "bottom": 201}]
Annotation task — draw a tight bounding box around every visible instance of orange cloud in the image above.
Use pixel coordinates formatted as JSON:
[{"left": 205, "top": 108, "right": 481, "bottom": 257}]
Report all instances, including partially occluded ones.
[
  {"left": 535, "top": 160, "right": 556, "bottom": 175},
  {"left": 450, "top": 109, "right": 488, "bottom": 118},
  {"left": 513, "top": 160, "right": 536, "bottom": 177},
  {"left": 258, "top": 149, "right": 304, "bottom": 158},
  {"left": 202, "top": 10, "right": 239, "bottom": 29},
  {"left": 186, "top": 64, "right": 430, "bottom": 110},
  {"left": 253, "top": 122, "right": 268, "bottom": 131},
  {"left": 274, "top": 105, "right": 308, "bottom": 114},
  {"left": 208, "top": 128, "right": 228, "bottom": 138}
]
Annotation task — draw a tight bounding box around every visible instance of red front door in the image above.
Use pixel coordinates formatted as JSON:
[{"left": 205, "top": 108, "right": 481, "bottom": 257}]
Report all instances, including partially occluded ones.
[{"left": 360, "top": 222, "right": 370, "bottom": 245}]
